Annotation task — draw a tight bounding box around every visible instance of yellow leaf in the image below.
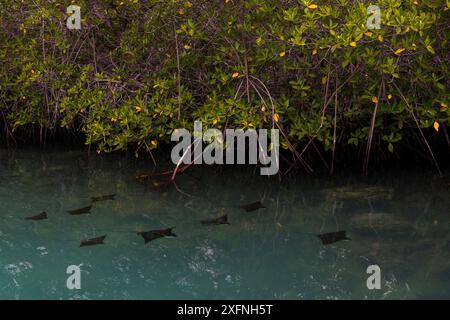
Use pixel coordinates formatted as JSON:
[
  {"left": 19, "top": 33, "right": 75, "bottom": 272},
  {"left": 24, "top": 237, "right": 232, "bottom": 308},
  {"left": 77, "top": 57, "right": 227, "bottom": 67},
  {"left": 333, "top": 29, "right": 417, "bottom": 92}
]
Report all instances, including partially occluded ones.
[
  {"left": 350, "top": 41, "right": 357, "bottom": 48},
  {"left": 273, "top": 113, "right": 280, "bottom": 123},
  {"left": 279, "top": 51, "right": 286, "bottom": 57},
  {"left": 321, "top": 76, "right": 327, "bottom": 85},
  {"left": 364, "top": 32, "right": 373, "bottom": 37},
  {"left": 440, "top": 102, "right": 448, "bottom": 109},
  {"left": 394, "top": 48, "right": 406, "bottom": 55},
  {"left": 372, "top": 96, "right": 379, "bottom": 104},
  {"left": 151, "top": 140, "right": 157, "bottom": 146},
  {"left": 183, "top": 44, "right": 191, "bottom": 50},
  {"left": 185, "top": 1, "right": 192, "bottom": 8},
  {"left": 426, "top": 45, "right": 435, "bottom": 54},
  {"left": 433, "top": 121, "right": 439, "bottom": 132},
  {"left": 231, "top": 72, "right": 239, "bottom": 78},
  {"left": 135, "top": 106, "right": 142, "bottom": 113},
  {"left": 212, "top": 118, "right": 218, "bottom": 125},
  {"left": 378, "top": 35, "right": 383, "bottom": 42},
  {"left": 307, "top": 4, "right": 318, "bottom": 9},
  {"left": 312, "top": 49, "right": 317, "bottom": 55}
]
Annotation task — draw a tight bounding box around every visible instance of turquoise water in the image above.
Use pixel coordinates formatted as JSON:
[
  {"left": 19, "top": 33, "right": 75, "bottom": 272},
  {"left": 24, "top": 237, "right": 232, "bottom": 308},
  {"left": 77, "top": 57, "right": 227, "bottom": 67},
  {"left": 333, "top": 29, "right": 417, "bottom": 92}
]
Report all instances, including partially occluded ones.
[{"left": 0, "top": 147, "right": 449, "bottom": 300}]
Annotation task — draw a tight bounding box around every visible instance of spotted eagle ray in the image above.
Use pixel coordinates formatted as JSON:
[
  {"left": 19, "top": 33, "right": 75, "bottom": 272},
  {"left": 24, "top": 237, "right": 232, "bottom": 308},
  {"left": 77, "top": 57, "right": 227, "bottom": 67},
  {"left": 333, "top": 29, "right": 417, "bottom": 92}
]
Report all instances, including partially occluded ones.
[
  {"left": 240, "top": 201, "right": 266, "bottom": 212},
  {"left": 201, "top": 214, "right": 230, "bottom": 225},
  {"left": 137, "top": 228, "right": 177, "bottom": 244},
  {"left": 317, "top": 231, "right": 351, "bottom": 245},
  {"left": 67, "top": 205, "right": 92, "bottom": 215},
  {"left": 91, "top": 194, "right": 116, "bottom": 203},
  {"left": 24, "top": 211, "right": 48, "bottom": 221},
  {"left": 80, "top": 235, "right": 106, "bottom": 247}
]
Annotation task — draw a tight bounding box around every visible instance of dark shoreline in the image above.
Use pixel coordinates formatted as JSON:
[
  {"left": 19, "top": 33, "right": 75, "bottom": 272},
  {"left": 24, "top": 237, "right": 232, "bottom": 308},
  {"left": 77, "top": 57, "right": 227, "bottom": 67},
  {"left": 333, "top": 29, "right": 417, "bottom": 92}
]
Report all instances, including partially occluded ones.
[{"left": 1, "top": 141, "right": 449, "bottom": 178}]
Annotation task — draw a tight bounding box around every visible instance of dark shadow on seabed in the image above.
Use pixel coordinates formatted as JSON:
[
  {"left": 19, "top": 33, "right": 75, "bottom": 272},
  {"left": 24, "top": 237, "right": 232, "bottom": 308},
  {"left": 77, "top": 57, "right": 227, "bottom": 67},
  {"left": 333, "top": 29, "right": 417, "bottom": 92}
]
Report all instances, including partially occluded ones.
[{"left": 0, "top": 146, "right": 449, "bottom": 299}]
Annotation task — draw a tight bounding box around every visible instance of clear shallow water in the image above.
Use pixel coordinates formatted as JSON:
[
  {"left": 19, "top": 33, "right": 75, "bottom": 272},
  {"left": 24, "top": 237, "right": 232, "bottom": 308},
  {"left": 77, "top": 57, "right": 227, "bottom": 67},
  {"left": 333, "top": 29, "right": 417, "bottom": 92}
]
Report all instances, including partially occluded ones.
[{"left": 0, "top": 147, "right": 449, "bottom": 300}]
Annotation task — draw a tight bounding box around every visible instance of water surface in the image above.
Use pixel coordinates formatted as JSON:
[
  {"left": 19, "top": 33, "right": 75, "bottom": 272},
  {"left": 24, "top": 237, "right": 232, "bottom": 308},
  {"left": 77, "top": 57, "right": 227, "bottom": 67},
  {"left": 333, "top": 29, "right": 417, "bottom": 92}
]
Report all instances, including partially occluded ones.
[{"left": 0, "top": 147, "right": 449, "bottom": 299}]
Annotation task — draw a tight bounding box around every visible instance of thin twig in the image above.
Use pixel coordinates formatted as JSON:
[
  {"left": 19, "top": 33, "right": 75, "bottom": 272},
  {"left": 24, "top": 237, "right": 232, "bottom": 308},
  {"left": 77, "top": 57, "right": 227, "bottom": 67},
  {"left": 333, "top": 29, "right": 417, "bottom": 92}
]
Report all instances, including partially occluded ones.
[
  {"left": 364, "top": 81, "right": 383, "bottom": 175},
  {"left": 174, "top": 22, "right": 181, "bottom": 120},
  {"left": 331, "top": 72, "right": 338, "bottom": 175},
  {"left": 393, "top": 83, "right": 443, "bottom": 177}
]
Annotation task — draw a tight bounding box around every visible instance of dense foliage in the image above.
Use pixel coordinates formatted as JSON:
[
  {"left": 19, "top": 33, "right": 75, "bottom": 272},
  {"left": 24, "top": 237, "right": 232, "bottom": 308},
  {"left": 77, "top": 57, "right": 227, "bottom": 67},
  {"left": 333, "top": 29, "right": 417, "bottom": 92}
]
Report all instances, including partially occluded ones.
[{"left": 0, "top": 0, "right": 449, "bottom": 170}]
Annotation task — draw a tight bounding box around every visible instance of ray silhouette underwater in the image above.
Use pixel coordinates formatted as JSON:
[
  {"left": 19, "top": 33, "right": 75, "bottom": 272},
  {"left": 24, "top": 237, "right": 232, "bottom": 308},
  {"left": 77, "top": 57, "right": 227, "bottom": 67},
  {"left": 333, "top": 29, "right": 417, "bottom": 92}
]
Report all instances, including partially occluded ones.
[
  {"left": 80, "top": 235, "right": 107, "bottom": 247},
  {"left": 67, "top": 205, "right": 93, "bottom": 215},
  {"left": 239, "top": 200, "right": 267, "bottom": 212},
  {"left": 137, "top": 228, "right": 177, "bottom": 244},
  {"left": 200, "top": 214, "right": 230, "bottom": 226},
  {"left": 24, "top": 211, "right": 48, "bottom": 221},
  {"left": 0, "top": 190, "right": 358, "bottom": 251},
  {"left": 291, "top": 230, "right": 353, "bottom": 246},
  {"left": 91, "top": 194, "right": 116, "bottom": 203}
]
